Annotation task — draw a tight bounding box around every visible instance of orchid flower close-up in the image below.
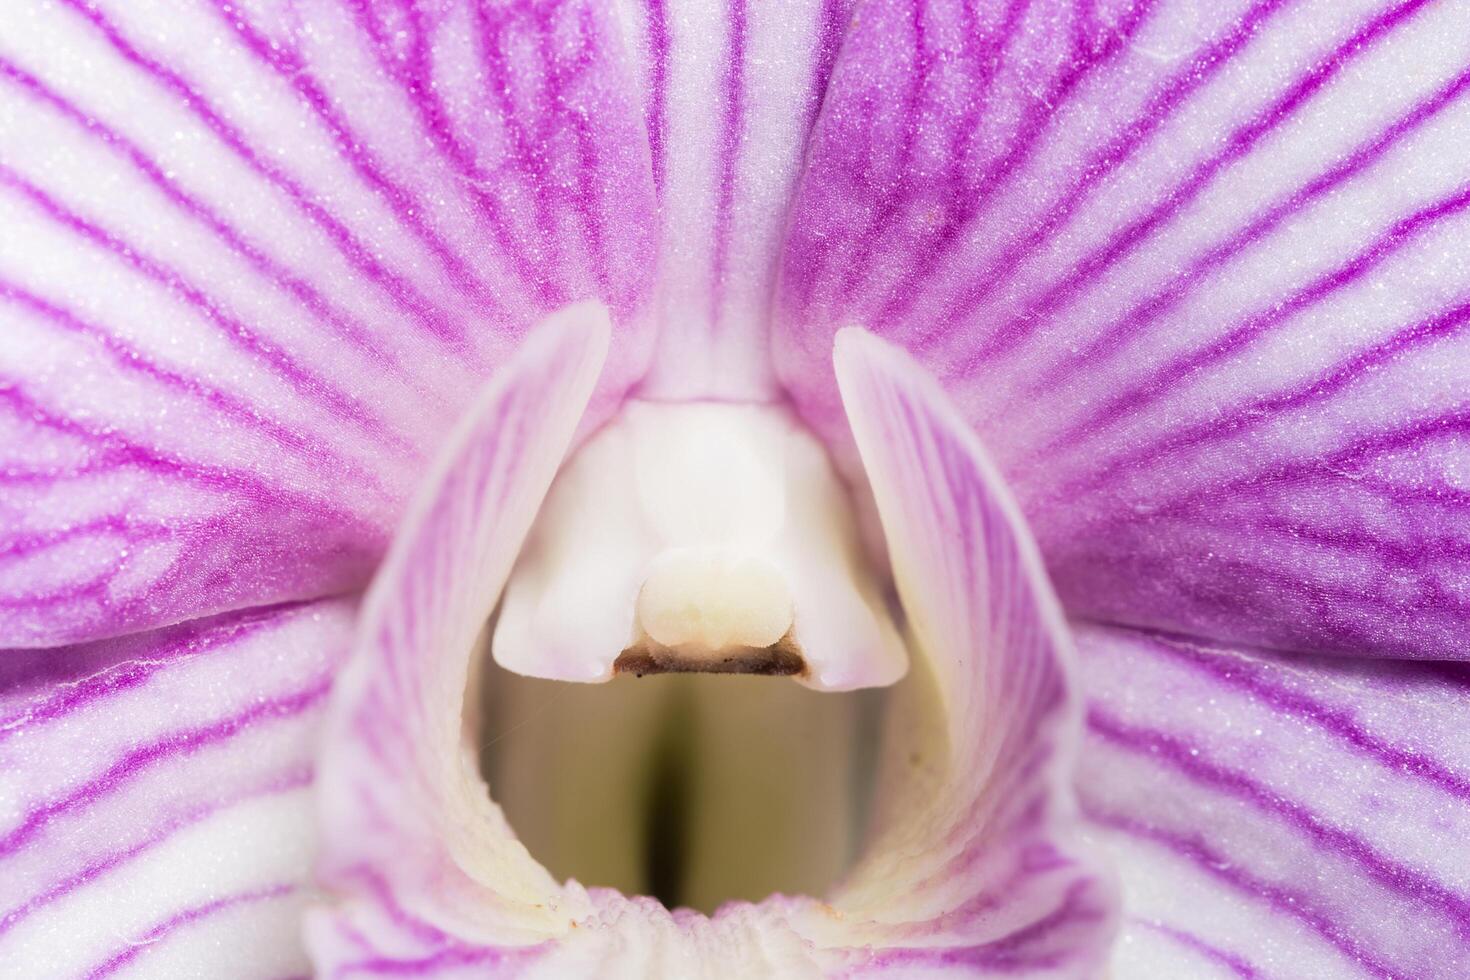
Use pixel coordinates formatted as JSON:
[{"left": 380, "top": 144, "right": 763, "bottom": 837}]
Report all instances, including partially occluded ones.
[{"left": 4, "top": 0, "right": 1470, "bottom": 977}]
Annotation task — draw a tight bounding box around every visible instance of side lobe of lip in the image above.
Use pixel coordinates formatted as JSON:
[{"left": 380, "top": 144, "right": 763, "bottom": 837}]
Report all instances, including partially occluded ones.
[{"left": 829, "top": 327, "right": 1118, "bottom": 977}]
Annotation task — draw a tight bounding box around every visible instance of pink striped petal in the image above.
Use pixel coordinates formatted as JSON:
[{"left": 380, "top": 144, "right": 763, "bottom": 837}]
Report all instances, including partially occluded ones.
[
  {"left": 829, "top": 328, "right": 1116, "bottom": 976},
  {"left": 620, "top": 0, "right": 851, "bottom": 400},
  {"left": 1076, "top": 624, "right": 1470, "bottom": 979},
  {"left": 308, "top": 302, "right": 608, "bottom": 972},
  {"left": 0, "top": 0, "right": 657, "bottom": 647},
  {"left": 774, "top": 0, "right": 1470, "bottom": 661},
  {"left": 312, "top": 310, "right": 1114, "bottom": 975},
  {"left": 0, "top": 598, "right": 353, "bottom": 978}
]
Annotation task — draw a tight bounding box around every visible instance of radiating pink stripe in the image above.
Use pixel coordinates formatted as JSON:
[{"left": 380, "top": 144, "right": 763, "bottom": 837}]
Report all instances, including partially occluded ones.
[
  {"left": 0, "top": 58, "right": 417, "bottom": 382},
  {"left": 922, "top": 0, "right": 1293, "bottom": 346},
  {"left": 0, "top": 167, "right": 412, "bottom": 452},
  {"left": 207, "top": 0, "right": 516, "bottom": 326},
  {"left": 0, "top": 770, "right": 311, "bottom": 936},
  {"left": 0, "top": 285, "right": 396, "bottom": 484},
  {"left": 1022, "top": 60, "right": 1470, "bottom": 399},
  {"left": 81, "top": 883, "right": 298, "bottom": 979},
  {"left": 1086, "top": 806, "right": 1407, "bottom": 979},
  {"left": 646, "top": 0, "right": 671, "bottom": 194},
  {"left": 875, "top": 0, "right": 1163, "bottom": 330},
  {"left": 57, "top": 0, "right": 474, "bottom": 347},
  {"left": 944, "top": 0, "right": 1435, "bottom": 368},
  {"left": 0, "top": 679, "right": 330, "bottom": 858},
  {"left": 1088, "top": 708, "right": 1470, "bottom": 935},
  {"left": 1043, "top": 181, "right": 1470, "bottom": 465}
]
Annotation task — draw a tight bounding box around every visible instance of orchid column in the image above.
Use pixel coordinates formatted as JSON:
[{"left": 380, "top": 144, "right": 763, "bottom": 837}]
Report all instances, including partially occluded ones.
[{"left": 2, "top": 1, "right": 1470, "bottom": 979}]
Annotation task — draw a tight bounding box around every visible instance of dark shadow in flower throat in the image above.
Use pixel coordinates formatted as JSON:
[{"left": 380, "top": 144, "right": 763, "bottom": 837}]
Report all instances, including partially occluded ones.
[
  {"left": 642, "top": 693, "right": 691, "bottom": 909},
  {"left": 478, "top": 648, "right": 885, "bottom": 914}
]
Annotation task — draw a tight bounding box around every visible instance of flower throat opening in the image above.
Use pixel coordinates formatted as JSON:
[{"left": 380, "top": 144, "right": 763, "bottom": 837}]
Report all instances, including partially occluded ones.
[{"left": 479, "top": 660, "right": 884, "bottom": 913}]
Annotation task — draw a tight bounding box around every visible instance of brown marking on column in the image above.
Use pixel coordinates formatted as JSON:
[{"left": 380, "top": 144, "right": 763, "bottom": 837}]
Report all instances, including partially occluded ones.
[{"left": 614, "top": 631, "right": 807, "bottom": 678}]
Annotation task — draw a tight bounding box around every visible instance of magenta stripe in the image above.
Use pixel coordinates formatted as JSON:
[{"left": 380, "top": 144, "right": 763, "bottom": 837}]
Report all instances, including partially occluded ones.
[
  {"left": 1087, "top": 807, "right": 1406, "bottom": 979},
  {"left": 707, "top": 0, "right": 750, "bottom": 331},
  {"left": 0, "top": 571, "right": 110, "bottom": 613},
  {"left": 560, "top": 5, "right": 617, "bottom": 303},
  {"left": 0, "top": 513, "right": 166, "bottom": 562},
  {"left": 57, "top": 0, "right": 473, "bottom": 348},
  {"left": 1221, "top": 510, "right": 1470, "bottom": 570},
  {"left": 646, "top": 0, "right": 671, "bottom": 194},
  {"left": 1070, "top": 539, "right": 1452, "bottom": 662},
  {"left": 0, "top": 57, "right": 422, "bottom": 385},
  {"left": 804, "top": 0, "right": 1030, "bottom": 319},
  {"left": 210, "top": 0, "right": 520, "bottom": 324},
  {"left": 1068, "top": 408, "right": 1470, "bottom": 549},
  {"left": 1056, "top": 292, "right": 1470, "bottom": 496},
  {"left": 859, "top": 880, "right": 1105, "bottom": 973},
  {"left": 0, "top": 678, "right": 330, "bottom": 857},
  {"left": 805, "top": 0, "right": 848, "bottom": 131},
  {"left": 0, "top": 603, "right": 309, "bottom": 742},
  {"left": 1088, "top": 708, "right": 1470, "bottom": 934},
  {"left": 874, "top": 0, "right": 1162, "bottom": 329},
  {"left": 945, "top": 0, "right": 1436, "bottom": 368},
  {"left": 1132, "top": 633, "right": 1470, "bottom": 800},
  {"left": 922, "top": 0, "right": 1292, "bottom": 340},
  {"left": 472, "top": 4, "right": 568, "bottom": 300},
  {"left": 1136, "top": 920, "right": 1264, "bottom": 978},
  {"left": 331, "top": 0, "right": 556, "bottom": 312},
  {"left": 81, "top": 883, "right": 298, "bottom": 979},
  {"left": 1025, "top": 61, "right": 1470, "bottom": 399},
  {"left": 1043, "top": 181, "right": 1470, "bottom": 462},
  {"left": 335, "top": 944, "right": 531, "bottom": 978},
  {"left": 0, "top": 285, "right": 396, "bottom": 485},
  {"left": 0, "top": 383, "right": 377, "bottom": 531},
  {"left": 790, "top": 0, "right": 1024, "bottom": 319},
  {"left": 0, "top": 167, "right": 413, "bottom": 452},
  {"left": 332, "top": 865, "right": 461, "bottom": 949},
  {"left": 815, "top": 0, "right": 939, "bottom": 312},
  {"left": 0, "top": 769, "right": 311, "bottom": 936}
]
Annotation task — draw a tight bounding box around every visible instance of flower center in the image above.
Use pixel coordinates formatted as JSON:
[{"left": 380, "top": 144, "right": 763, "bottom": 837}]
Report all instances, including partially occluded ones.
[{"left": 481, "top": 398, "right": 908, "bottom": 910}]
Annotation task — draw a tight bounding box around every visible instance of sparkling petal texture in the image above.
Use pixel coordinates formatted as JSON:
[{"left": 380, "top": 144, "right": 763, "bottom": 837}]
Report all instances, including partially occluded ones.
[
  {"left": 774, "top": 0, "right": 1470, "bottom": 661},
  {"left": 0, "top": 0, "right": 657, "bottom": 647},
  {"left": 1077, "top": 625, "right": 1470, "bottom": 979},
  {"left": 0, "top": 598, "right": 353, "bottom": 978},
  {"left": 8, "top": 0, "right": 1470, "bottom": 975}
]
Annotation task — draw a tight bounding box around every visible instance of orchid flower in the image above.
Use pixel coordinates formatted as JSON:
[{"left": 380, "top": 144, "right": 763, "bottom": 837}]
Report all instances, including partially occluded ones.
[{"left": 3, "top": 0, "right": 1470, "bottom": 977}]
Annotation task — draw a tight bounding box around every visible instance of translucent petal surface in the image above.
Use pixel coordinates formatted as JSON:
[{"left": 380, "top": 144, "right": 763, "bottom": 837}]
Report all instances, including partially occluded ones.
[
  {"left": 1077, "top": 624, "right": 1470, "bottom": 979},
  {"left": 313, "top": 316, "right": 1115, "bottom": 976},
  {"left": 775, "top": 0, "right": 1470, "bottom": 661},
  {"left": 0, "top": 0, "right": 657, "bottom": 647},
  {"left": 0, "top": 598, "right": 353, "bottom": 978}
]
